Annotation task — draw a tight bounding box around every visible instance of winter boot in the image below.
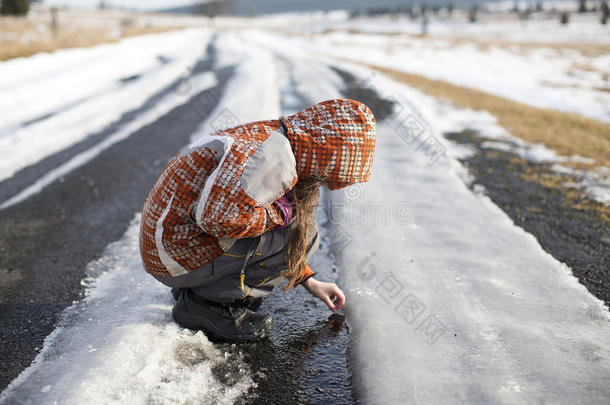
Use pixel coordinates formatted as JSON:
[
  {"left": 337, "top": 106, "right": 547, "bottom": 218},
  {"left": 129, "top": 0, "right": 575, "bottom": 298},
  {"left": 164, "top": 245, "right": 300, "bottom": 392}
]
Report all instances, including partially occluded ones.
[
  {"left": 170, "top": 287, "right": 184, "bottom": 302},
  {"left": 172, "top": 289, "right": 272, "bottom": 343},
  {"left": 239, "top": 296, "right": 263, "bottom": 311}
]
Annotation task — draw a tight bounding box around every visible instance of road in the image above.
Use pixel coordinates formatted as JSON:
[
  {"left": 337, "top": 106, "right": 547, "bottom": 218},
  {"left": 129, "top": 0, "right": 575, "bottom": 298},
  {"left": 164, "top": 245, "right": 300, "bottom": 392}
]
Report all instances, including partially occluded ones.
[{"left": 1, "top": 29, "right": 609, "bottom": 405}]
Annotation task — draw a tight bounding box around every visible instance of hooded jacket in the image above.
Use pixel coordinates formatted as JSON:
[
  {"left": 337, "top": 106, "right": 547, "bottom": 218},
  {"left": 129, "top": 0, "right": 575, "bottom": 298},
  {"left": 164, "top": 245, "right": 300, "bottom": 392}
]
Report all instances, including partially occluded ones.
[{"left": 139, "top": 99, "right": 376, "bottom": 280}]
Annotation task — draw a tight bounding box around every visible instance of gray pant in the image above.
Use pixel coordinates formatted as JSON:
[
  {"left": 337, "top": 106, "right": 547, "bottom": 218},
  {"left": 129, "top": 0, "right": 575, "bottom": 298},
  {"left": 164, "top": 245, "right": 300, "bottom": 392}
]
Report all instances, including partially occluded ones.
[{"left": 155, "top": 223, "right": 319, "bottom": 303}]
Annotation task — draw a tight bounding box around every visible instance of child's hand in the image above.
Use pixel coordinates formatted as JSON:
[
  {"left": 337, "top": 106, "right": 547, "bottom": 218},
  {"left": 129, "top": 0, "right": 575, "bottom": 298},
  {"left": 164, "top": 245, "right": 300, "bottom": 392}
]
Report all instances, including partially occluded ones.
[{"left": 302, "top": 277, "right": 346, "bottom": 311}]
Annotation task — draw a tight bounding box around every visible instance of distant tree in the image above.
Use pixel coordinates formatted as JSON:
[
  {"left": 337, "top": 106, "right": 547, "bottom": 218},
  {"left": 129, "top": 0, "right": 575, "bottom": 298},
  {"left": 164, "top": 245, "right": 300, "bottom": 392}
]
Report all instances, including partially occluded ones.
[
  {"left": 408, "top": 5, "right": 418, "bottom": 19},
  {"left": 447, "top": 2, "right": 454, "bottom": 17},
  {"left": 578, "top": 0, "right": 587, "bottom": 13},
  {"left": 348, "top": 9, "right": 360, "bottom": 19},
  {"left": 50, "top": 6, "right": 58, "bottom": 35},
  {"left": 0, "top": 0, "right": 30, "bottom": 16},
  {"left": 420, "top": 3, "right": 428, "bottom": 18},
  {"left": 536, "top": 0, "right": 543, "bottom": 12},
  {"left": 468, "top": 4, "right": 478, "bottom": 23},
  {"left": 560, "top": 11, "right": 570, "bottom": 24},
  {"left": 602, "top": 0, "right": 609, "bottom": 24}
]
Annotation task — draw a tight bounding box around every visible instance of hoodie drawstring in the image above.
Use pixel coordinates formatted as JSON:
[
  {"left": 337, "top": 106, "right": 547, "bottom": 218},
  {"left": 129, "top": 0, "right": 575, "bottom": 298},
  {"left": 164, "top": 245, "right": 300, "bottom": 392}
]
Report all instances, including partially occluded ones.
[{"left": 239, "top": 234, "right": 266, "bottom": 292}]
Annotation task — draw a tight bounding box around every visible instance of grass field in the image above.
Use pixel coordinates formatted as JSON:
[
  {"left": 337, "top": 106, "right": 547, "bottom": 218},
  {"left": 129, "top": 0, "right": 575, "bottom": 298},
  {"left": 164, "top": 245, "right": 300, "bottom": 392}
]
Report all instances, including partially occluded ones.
[
  {"left": 0, "top": 7, "right": 187, "bottom": 61},
  {"left": 0, "top": 23, "right": 178, "bottom": 61}
]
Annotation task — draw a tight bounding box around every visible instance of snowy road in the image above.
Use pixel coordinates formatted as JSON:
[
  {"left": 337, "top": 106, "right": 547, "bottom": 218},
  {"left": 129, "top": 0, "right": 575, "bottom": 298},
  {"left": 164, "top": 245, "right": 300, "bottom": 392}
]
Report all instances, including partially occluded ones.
[{"left": 1, "top": 28, "right": 609, "bottom": 404}]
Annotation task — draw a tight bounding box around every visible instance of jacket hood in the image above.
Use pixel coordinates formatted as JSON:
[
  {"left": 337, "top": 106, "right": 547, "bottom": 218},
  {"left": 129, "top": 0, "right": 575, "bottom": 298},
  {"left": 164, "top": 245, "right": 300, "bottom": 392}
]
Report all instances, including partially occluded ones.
[{"left": 280, "top": 99, "right": 376, "bottom": 190}]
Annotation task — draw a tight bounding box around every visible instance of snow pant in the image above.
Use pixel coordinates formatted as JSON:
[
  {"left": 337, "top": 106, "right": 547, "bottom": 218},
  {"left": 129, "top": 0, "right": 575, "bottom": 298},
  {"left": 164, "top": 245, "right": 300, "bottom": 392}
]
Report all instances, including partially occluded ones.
[{"left": 154, "top": 223, "right": 319, "bottom": 304}]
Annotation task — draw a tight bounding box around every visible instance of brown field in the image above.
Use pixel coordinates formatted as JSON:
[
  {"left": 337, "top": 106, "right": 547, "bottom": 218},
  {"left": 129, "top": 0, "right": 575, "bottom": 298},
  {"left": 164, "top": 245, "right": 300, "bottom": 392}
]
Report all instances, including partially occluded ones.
[{"left": 0, "top": 7, "right": 189, "bottom": 61}]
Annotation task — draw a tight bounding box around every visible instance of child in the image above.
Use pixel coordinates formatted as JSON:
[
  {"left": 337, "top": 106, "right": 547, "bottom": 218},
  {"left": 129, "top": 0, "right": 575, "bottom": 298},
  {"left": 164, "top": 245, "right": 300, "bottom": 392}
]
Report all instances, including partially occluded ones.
[{"left": 139, "top": 99, "right": 376, "bottom": 342}]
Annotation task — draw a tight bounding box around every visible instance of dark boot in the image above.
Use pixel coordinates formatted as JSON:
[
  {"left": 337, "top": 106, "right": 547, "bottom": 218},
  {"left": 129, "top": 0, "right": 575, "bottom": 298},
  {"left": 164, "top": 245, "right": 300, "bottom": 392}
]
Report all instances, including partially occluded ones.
[
  {"left": 172, "top": 289, "right": 272, "bottom": 343},
  {"left": 239, "top": 296, "right": 263, "bottom": 311},
  {"left": 170, "top": 287, "right": 184, "bottom": 302}
]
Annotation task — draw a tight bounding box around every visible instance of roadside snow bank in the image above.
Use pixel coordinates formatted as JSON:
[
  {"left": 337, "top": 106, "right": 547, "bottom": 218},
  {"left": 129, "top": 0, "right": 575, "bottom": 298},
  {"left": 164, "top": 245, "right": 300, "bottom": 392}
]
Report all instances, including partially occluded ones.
[{"left": 0, "top": 216, "right": 254, "bottom": 405}]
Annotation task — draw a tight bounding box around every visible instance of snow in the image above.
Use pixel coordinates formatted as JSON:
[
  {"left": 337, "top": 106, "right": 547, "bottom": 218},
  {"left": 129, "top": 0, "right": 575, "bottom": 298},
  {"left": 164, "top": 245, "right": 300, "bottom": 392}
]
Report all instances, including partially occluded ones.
[
  {"left": 178, "top": 8, "right": 610, "bottom": 122},
  {"left": 481, "top": 140, "right": 570, "bottom": 163},
  {"left": 259, "top": 29, "right": 610, "bottom": 123},
  {"left": 0, "top": 29, "right": 213, "bottom": 183},
  {"left": 325, "top": 12, "right": 610, "bottom": 44},
  {"left": 191, "top": 32, "right": 281, "bottom": 140},
  {"left": 275, "top": 2, "right": 610, "bottom": 45},
  {"left": 0, "top": 216, "right": 254, "bottom": 405},
  {"left": 552, "top": 164, "right": 610, "bottom": 205},
  {"left": 247, "top": 27, "right": 609, "bottom": 202}
]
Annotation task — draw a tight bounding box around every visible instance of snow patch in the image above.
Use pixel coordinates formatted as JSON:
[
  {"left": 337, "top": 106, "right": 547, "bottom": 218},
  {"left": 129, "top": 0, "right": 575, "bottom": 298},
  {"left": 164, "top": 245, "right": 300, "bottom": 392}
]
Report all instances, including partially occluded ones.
[{"left": 552, "top": 164, "right": 610, "bottom": 205}]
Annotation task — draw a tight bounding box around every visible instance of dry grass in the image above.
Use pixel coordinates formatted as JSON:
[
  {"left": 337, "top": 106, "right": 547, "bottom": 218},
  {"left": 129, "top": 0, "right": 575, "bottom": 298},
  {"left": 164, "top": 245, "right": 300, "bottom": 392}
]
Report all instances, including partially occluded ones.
[
  {"left": 366, "top": 64, "right": 610, "bottom": 168},
  {"left": 0, "top": 11, "right": 182, "bottom": 61},
  {"left": 0, "top": 20, "right": 179, "bottom": 61}
]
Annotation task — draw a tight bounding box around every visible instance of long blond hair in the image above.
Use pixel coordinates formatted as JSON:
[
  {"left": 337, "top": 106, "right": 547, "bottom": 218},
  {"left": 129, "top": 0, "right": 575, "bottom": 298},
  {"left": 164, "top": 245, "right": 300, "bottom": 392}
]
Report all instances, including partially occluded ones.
[{"left": 283, "top": 177, "right": 322, "bottom": 290}]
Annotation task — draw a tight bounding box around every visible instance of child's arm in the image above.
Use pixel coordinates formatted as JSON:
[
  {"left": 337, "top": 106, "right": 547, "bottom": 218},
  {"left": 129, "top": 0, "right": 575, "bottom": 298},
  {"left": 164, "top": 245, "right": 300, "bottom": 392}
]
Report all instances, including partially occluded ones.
[
  {"left": 198, "top": 198, "right": 285, "bottom": 239},
  {"left": 302, "top": 277, "right": 346, "bottom": 312}
]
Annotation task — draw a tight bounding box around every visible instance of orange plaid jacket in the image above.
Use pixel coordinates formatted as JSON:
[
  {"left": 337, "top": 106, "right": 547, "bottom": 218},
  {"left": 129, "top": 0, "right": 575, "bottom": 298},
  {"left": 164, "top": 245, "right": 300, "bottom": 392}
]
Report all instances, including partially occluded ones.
[{"left": 139, "top": 99, "right": 376, "bottom": 280}]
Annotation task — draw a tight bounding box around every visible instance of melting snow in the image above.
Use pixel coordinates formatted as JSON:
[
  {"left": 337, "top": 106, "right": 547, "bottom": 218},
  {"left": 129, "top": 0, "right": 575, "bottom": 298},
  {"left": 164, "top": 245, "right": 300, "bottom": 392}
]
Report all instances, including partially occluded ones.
[{"left": 0, "top": 216, "right": 254, "bottom": 405}]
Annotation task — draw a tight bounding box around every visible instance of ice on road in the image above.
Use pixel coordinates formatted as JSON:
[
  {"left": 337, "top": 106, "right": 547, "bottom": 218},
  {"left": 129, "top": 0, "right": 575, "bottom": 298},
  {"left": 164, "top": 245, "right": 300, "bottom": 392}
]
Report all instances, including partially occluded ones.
[{"left": 327, "top": 63, "right": 610, "bottom": 404}]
